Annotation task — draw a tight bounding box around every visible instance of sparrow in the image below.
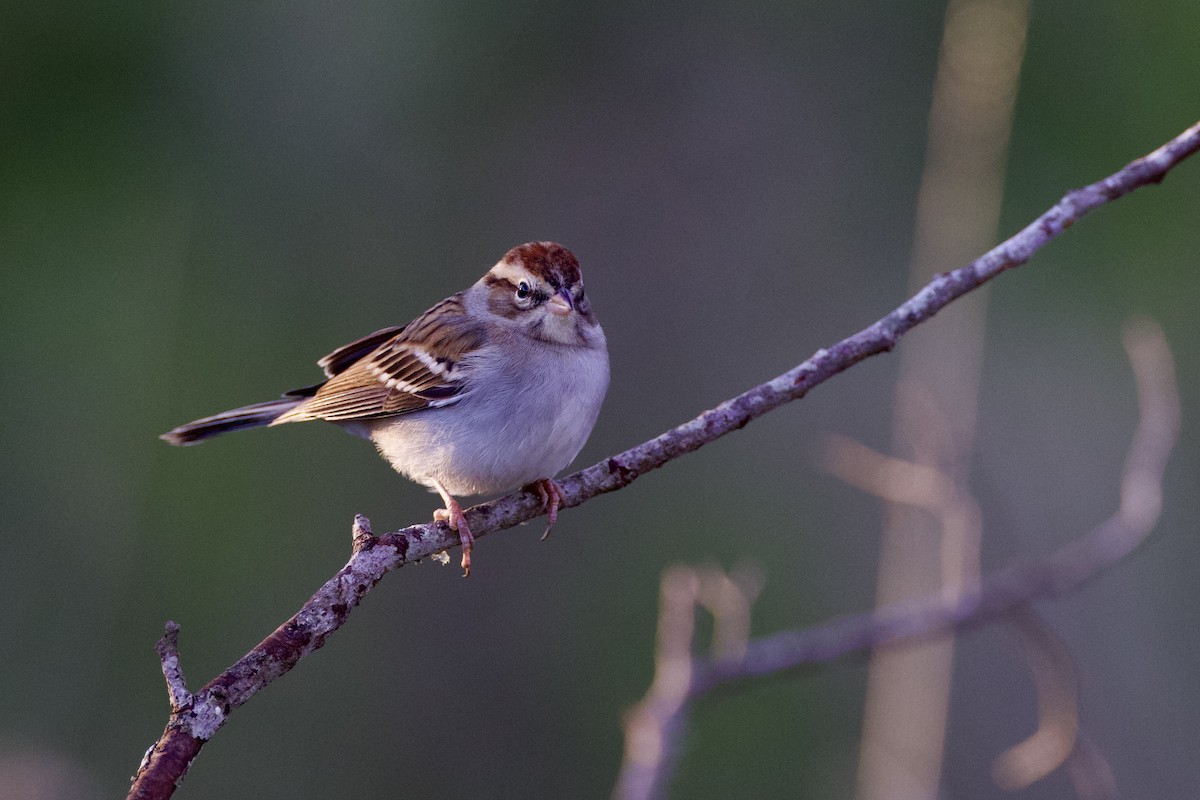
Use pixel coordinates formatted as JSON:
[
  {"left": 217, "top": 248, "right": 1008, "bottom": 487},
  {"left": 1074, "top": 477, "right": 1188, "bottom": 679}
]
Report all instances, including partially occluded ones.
[{"left": 161, "top": 242, "right": 609, "bottom": 576}]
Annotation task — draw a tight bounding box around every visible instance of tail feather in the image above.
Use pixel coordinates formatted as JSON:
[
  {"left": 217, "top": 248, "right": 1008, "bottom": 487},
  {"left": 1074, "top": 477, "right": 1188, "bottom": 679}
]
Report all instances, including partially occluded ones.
[{"left": 160, "top": 397, "right": 306, "bottom": 446}]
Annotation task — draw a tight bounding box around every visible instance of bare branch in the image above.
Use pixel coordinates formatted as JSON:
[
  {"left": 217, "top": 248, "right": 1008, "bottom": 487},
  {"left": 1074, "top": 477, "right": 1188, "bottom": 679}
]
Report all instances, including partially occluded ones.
[
  {"left": 992, "top": 607, "right": 1118, "bottom": 799},
  {"left": 992, "top": 608, "right": 1081, "bottom": 792},
  {"left": 613, "top": 567, "right": 702, "bottom": 800},
  {"left": 614, "top": 566, "right": 763, "bottom": 800},
  {"left": 1066, "top": 733, "right": 1120, "bottom": 800},
  {"left": 819, "top": 434, "right": 985, "bottom": 598},
  {"left": 154, "top": 622, "right": 193, "bottom": 714},
  {"left": 128, "top": 124, "right": 1198, "bottom": 798},
  {"left": 350, "top": 513, "right": 375, "bottom": 555}
]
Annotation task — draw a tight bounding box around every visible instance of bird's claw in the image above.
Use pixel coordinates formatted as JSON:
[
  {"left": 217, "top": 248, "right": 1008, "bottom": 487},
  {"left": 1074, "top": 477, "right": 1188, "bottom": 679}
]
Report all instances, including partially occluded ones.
[
  {"left": 434, "top": 502, "right": 473, "bottom": 577},
  {"left": 535, "top": 479, "right": 564, "bottom": 541}
]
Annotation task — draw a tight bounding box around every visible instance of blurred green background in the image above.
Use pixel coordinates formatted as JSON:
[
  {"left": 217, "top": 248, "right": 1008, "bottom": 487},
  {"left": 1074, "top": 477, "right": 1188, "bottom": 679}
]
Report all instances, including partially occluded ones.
[{"left": 3, "top": 1, "right": 1199, "bottom": 797}]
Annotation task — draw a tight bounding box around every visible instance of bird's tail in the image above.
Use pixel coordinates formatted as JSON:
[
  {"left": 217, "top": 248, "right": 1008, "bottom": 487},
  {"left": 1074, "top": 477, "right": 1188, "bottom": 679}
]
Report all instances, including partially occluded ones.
[{"left": 160, "top": 396, "right": 307, "bottom": 446}]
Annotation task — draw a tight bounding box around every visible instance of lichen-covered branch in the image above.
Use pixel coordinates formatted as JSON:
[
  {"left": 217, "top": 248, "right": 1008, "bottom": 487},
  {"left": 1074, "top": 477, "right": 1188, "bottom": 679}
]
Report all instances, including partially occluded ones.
[
  {"left": 613, "top": 320, "right": 1178, "bottom": 800},
  {"left": 127, "top": 121, "right": 1200, "bottom": 799}
]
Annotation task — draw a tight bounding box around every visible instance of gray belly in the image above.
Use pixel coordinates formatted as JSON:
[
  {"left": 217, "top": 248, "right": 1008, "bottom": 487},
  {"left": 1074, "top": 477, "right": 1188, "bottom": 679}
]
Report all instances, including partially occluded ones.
[{"left": 364, "top": 345, "right": 608, "bottom": 497}]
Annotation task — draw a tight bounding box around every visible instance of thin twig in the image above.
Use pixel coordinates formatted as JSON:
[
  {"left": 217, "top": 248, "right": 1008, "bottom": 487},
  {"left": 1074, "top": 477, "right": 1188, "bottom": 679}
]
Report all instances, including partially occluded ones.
[
  {"left": 992, "top": 607, "right": 1081, "bottom": 792},
  {"left": 128, "top": 124, "right": 1199, "bottom": 799},
  {"left": 614, "top": 566, "right": 763, "bottom": 800},
  {"left": 613, "top": 567, "right": 703, "bottom": 800},
  {"left": 1066, "top": 733, "right": 1120, "bottom": 800},
  {"left": 155, "top": 622, "right": 192, "bottom": 713}
]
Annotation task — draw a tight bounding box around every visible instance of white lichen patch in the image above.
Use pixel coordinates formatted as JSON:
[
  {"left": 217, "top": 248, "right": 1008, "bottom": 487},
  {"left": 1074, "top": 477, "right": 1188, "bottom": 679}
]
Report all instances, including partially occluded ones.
[{"left": 190, "top": 696, "right": 227, "bottom": 740}]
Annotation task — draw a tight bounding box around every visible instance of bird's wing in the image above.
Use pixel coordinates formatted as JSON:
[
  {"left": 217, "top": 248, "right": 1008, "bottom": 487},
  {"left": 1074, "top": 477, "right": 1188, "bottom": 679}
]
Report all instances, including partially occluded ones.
[
  {"left": 273, "top": 293, "right": 485, "bottom": 424},
  {"left": 317, "top": 325, "right": 406, "bottom": 377}
]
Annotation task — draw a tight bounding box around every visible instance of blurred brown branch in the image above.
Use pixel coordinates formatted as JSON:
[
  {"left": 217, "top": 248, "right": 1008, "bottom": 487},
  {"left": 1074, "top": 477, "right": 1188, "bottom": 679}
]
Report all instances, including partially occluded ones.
[
  {"left": 993, "top": 607, "right": 1083, "bottom": 793},
  {"left": 859, "top": 0, "right": 1028, "bottom": 789},
  {"left": 128, "top": 123, "right": 1199, "bottom": 799},
  {"left": 614, "top": 565, "right": 763, "bottom": 800},
  {"left": 613, "top": 319, "right": 1178, "bottom": 800}
]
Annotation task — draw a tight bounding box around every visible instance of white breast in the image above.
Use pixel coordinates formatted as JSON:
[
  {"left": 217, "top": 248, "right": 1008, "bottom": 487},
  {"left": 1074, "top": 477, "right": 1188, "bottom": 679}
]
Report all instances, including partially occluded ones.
[{"left": 365, "top": 336, "right": 609, "bottom": 497}]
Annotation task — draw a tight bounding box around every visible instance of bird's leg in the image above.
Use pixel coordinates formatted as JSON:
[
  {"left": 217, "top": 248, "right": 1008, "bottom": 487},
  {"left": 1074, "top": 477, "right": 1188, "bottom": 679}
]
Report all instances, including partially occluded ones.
[
  {"left": 431, "top": 480, "right": 473, "bottom": 577},
  {"left": 534, "top": 478, "right": 564, "bottom": 541}
]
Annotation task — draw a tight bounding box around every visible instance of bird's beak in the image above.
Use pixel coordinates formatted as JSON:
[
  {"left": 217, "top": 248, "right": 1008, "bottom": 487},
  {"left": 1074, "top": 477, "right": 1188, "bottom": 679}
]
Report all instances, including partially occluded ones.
[{"left": 547, "top": 287, "right": 574, "bottom": 317}]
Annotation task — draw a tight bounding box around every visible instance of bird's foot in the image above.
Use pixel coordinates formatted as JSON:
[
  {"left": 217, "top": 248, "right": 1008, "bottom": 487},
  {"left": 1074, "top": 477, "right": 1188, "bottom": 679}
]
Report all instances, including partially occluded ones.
[
  {"left": 534, "top": 479, "right": 564, "bottom": 541},
  {"left": 433, "top": 496, "right": 473, "bottom": 577}
]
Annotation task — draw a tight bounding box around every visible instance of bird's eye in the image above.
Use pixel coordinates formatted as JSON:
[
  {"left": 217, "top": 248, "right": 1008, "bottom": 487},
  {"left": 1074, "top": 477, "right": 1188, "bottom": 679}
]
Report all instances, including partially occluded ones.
[{"left": 516, "top": 281, "right": 531, "bottom": 300}]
